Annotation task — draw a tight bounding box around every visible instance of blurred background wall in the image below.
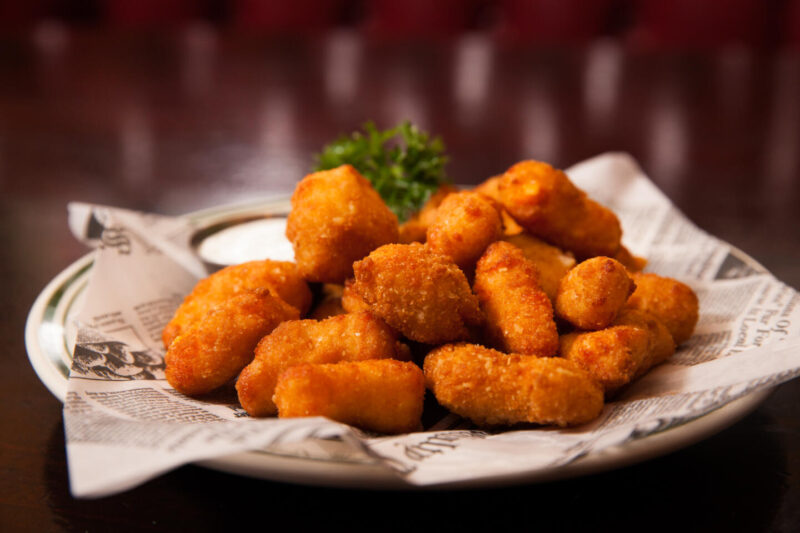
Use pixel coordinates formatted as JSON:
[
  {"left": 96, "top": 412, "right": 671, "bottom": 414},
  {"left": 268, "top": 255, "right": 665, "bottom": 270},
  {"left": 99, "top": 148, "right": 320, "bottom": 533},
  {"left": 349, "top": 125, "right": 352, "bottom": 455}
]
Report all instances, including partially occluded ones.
[
  {"left": 1, "top": 0, "right": 799, "bottom": 48},
  {"left": 1, "top": 0, "right": 798, "bottom": 242}
]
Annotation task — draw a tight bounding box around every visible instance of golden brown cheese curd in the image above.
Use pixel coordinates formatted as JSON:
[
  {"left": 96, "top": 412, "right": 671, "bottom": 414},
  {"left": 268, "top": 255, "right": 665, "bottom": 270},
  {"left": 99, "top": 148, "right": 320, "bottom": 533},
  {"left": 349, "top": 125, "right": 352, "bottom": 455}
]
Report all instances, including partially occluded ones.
[
  {"left": 496, "top": 160, "right": 622, "bottom": 259},
  {"left": 397, "top": 219, "right": 428, "bottom": 245},
  {"left": 425, "top": 191, "right": 503, "bottom": 272},
  {"left": 352, "top": 243, "right": 483, "bottom": 344},
  {"left": 424, "top": 343, "right": 604, "bottom": 427},
  {"left": 473, "top": 175, "right": 525, "bottom": 236},
  {"left": 341, "top": 278, "right": 370, "bottom": 314},
  {"left": 474, "top": 241, "right": 559, "bottom": 357},
  {"left": 274, "top": 359, "right": 425, "bottom": 434},
  {"left": 286, "top": 165, "right": 399, "bottom": 283},
  {"left": 555, "top": 257, "right": 635, "bottom": 330},
  {"left": 614, "top": 308, "right": 676, "bottom": 365},
  {"left": 560, "top": 308, "right": 675, "bottom": 395},
  {"left": 236, "top": 311, "right": 408, "bottom": 417},
  {"left": 627, "top": 272, "right": 699, "bottom": 345},
  {"left": 560, "top": 326, "right": 648, "bottom": 395},
  {"left": 473, "top": 174, "right": 502, "bottom": 199},
  {"left": 502, "top": 232, "right": 575, "bottom": 302},
  {"left": 398, "top": 184, "right": 459, "bottom": 244},
  {"left": 162, "top": 260, "right": 311, "bottom": 348},
  {"left": 165, "top": 288, "right": 299, "bottom": 396}
]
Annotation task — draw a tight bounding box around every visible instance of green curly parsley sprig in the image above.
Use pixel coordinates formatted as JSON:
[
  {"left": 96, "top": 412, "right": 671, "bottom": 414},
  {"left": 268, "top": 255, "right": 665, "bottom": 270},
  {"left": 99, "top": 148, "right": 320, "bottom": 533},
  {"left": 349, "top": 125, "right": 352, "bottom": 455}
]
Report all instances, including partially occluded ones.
[{"left": 313, "top": 121, "right": 450, "bottom": 222}]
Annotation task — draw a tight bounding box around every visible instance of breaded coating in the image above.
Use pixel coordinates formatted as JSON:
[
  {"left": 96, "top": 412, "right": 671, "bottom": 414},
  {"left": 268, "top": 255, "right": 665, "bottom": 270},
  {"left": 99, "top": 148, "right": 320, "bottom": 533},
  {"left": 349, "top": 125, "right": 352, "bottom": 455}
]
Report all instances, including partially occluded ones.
[
  {"left": 424, "top": 343, "right": 604, "bottom": 427},
  {"left": 426, "top": 191, "right": 503, "bottom": 271},
  {"left": 341, "top": 278, "right": 370, "bottom": 314},
  {"left": 352, "top": 243, "right": 483, "bottom": 344},
  {"left": 496, "top": 160, "right": 622, "bottom": 259},
  {"left": 614, "top": 245, "right": 647, "bottom": 272},
  {"left": 165, "top": 288, "right": 299, "bottom": 396},
  {"left": 627, "top": 272, "right": 699, "bottom": 345},
  {"left": 474, "top": 175, "right": 525, "bottom": 236},
  {"left": 162, "top": 260, "right": 311, "bottom": 348},
  {"left": 236, "top": 311, "right": 408, "bottom": 416},
  {"left": 286, "top": 165, "right": 399, "bottom": 283},
  {"left": 502, "top": 232, "right": 575, "bottom": 302},
  {"left": 473, "top": 175, "right": 503, "bottom": 199},
  {"left": 398, "top": 184, "right": 459, "bottom": 244},
  {"left": 308, "top": 284, "right": 346, "bottom": 320},
  {"left": 555, "top": 257, "right": 635, "bottom": 330},
  {"left": 560, "top": 308, "right": 675, "bottom": 395},
  {"left": 474, "top": 242, "right": 559, "bottom": 357},
  {"left": 614, "top": 308, "right": 676, "bottom": 365},
  {"left": 397, "top": 219, "right": 428, "bottom": 245},
  {"left": 560, "top": 326, "right": 649, "bottom": 395},
  {"left": 274, "top": 359, "right": 425, "bottom": 434}
]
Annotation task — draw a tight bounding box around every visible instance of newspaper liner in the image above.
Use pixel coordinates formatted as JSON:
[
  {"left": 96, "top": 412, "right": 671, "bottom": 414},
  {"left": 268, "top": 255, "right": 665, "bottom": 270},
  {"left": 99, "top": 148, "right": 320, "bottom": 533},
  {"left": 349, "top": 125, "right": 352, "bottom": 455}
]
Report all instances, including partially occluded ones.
[{"left": 62, "top": 153, "right": 800, "bottom": 497}]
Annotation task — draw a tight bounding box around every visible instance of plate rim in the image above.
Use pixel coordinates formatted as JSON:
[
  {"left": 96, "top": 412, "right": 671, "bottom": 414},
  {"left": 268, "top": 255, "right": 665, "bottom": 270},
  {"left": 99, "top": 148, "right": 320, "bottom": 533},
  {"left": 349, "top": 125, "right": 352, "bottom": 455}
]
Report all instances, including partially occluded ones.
[
  {"left": 25, "top": 197, "right": 774, "bottom": 489},
  {"left": 196, "top": 386, "right": 769, "bottom": 489}
]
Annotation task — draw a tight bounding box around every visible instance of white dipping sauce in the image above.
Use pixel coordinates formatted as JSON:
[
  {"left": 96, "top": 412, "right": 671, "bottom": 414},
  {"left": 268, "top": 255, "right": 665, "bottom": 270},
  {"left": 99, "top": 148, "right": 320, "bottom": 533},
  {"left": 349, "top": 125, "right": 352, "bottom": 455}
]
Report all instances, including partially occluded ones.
[{"left": 197, "top": 217, "right": 295, "bottom": 265}]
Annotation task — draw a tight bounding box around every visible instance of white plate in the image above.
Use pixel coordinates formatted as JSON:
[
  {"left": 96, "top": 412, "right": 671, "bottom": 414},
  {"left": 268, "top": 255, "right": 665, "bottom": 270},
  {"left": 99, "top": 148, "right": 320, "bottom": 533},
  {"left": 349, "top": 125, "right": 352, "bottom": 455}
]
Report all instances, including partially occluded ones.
[{"left": 26, "top": 198, "right": 771, "bottom": 489}]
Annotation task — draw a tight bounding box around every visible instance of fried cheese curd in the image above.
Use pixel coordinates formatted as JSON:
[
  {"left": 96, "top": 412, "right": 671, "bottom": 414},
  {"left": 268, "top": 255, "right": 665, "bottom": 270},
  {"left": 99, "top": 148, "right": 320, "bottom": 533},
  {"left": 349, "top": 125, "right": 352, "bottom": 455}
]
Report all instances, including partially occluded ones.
[
  {"left": 424, "top": 343, "right": 604, "bottom": 427},
  {"left": 286, "top": 165, "right": 399, "bottom": 283},
  {"left": 352, "top": 243, "right": 483, "bottom": 344},
  {"left": 341, "top": 278, "right": 370, "bottom": 313},
  {"left": 398, "top": 184, "right": 459, "bottom": 244},
  {"left": 473, "top": 242, "right": 559, "bottom": 357},
  {"left": 496, "top": 160, "right": 622, "bottom": 259},
  {"left": 426, "top": 191, "right": 503, "bottom": 272},
  {"left": 626, "top": 272, "right": 699, "bottom": 345},
  {"left": 274, "top": 359, "right": 425, "bottom": 434},
  {"left": 560, "top": 308, "right": 676, "bottom": 395},
  {"left": 165, "top": 288, "right": 299, "bottom": 396},
  {"left": 236, "top": 311, "right": 409, "bottom": 417},
  {"left": 614, "top": 308, "right": 676, "bottom": 361},
  {"left": 473, "top": 175, "right": 525, "bottom": 236},
  {"left": 502, "top": 232, "right": 575, "bottom": 302},
  {"left": 555, "top": 256, "right": 635, "bottom": 330},
  {"left": 162, "top": 260, "right": 311, "bottom": 348}
]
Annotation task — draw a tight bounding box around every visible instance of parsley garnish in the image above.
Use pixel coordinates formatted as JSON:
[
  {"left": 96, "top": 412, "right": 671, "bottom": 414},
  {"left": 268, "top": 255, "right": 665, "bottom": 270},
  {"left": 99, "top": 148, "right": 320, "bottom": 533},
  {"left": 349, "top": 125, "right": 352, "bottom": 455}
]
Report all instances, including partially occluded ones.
[{"left": 314, "top": 121, "right": 450, "bottom": 222}]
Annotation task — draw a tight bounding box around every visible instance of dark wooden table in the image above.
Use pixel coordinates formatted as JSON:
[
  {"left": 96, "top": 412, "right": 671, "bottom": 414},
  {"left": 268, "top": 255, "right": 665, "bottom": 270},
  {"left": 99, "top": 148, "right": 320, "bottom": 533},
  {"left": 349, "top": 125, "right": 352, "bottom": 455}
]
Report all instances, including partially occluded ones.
[{"left": 2, "top": 28, "right": 799, "bottom": 531}]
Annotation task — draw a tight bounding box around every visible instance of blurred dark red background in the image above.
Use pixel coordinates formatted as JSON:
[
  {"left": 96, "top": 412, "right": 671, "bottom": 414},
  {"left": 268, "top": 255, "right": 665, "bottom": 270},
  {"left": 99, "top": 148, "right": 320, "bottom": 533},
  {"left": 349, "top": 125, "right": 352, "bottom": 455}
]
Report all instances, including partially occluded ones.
[{"left": 1, "top": 0, "right": 800, "bottom": 47}]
